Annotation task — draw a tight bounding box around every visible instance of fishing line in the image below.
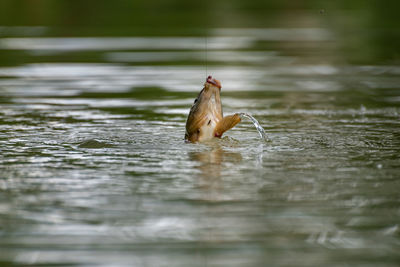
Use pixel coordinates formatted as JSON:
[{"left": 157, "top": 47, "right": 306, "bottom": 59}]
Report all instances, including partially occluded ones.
[{"left": 205, "top": 34, "right": 208, "bottom": 78}]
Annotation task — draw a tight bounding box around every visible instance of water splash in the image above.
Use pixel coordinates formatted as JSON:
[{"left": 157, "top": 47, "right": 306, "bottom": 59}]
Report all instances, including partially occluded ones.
[{"left": 238, "top": 113, "right": 269, "bottom": 142}]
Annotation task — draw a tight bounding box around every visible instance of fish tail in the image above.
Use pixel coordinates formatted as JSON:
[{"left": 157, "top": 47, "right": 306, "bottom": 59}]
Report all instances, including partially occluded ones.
[{"left": 214, "top": 114, "right": 241, "bottom": 137}]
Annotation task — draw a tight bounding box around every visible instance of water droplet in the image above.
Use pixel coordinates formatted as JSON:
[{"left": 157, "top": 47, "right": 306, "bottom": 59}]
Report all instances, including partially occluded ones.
[{"left": 238, "top": 113, "right": 269, "bottom": 142}]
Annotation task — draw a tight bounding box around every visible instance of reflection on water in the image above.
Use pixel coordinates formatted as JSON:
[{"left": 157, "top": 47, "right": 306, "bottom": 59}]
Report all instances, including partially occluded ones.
[
  {"left": 190, "top": 142, "right": 243, "bottom": 185},
  {"left": 0, "top": 36, "right": 253, "bottom": 51},
  {"left": 1, "top": 6, "right": 400, "bottom": 266}
]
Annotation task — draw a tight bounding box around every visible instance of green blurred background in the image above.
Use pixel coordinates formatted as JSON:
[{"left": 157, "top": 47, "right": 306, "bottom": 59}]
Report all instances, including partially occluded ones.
[{"left": 0, "top": 0, "right": 399, "bottom": 65}]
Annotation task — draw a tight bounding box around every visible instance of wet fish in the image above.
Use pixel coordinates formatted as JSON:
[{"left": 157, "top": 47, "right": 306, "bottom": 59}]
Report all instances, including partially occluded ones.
[{"left": 185, "top": 76, "right": 241, "bottom": 142}]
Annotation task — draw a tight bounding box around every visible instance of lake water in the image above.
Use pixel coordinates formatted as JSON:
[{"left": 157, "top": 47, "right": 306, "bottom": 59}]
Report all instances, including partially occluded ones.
[{"left": 1, "top": 3, "right": 400, "bottom": 266}]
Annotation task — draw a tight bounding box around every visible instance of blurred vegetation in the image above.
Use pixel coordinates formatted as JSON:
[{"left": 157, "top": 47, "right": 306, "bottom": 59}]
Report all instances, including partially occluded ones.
[{"left": 0, "top": 0, "right": 399, "bottom": 64}]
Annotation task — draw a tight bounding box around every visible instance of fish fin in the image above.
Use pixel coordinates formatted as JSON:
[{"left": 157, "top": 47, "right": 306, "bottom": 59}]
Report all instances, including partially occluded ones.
[
  {"left": 186, "top": 110, "right": 207, "bottom": 138},
  {"left": 214, "top": 114, "right": 241, "bottom": 137}
]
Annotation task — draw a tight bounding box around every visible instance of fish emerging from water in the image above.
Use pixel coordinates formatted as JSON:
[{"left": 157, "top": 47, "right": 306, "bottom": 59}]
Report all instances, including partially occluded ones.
[{"left": 185, "top": 76, "right": 241, "bottom": 142}]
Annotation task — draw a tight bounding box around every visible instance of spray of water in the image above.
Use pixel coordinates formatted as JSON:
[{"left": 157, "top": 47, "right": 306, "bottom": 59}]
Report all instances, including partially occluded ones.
[{"left": 238, "top": 113, "right": 269, "bottom": 142}]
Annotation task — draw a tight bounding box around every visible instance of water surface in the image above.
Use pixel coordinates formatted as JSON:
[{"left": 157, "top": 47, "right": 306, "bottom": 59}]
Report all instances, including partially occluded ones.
[{"left": 1, "top": 4, "right": 400, "bottom": 266}]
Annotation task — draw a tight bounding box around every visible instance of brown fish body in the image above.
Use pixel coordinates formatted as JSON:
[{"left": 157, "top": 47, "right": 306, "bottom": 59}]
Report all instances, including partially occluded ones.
[{"left": 185, "top": 76, "right": 241, "bottom": 143}]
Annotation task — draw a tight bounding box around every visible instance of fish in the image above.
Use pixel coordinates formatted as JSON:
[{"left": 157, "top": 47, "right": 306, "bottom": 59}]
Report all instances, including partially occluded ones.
[{"left": 185, "top": 76, "right": 241, "bottom": 142}]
